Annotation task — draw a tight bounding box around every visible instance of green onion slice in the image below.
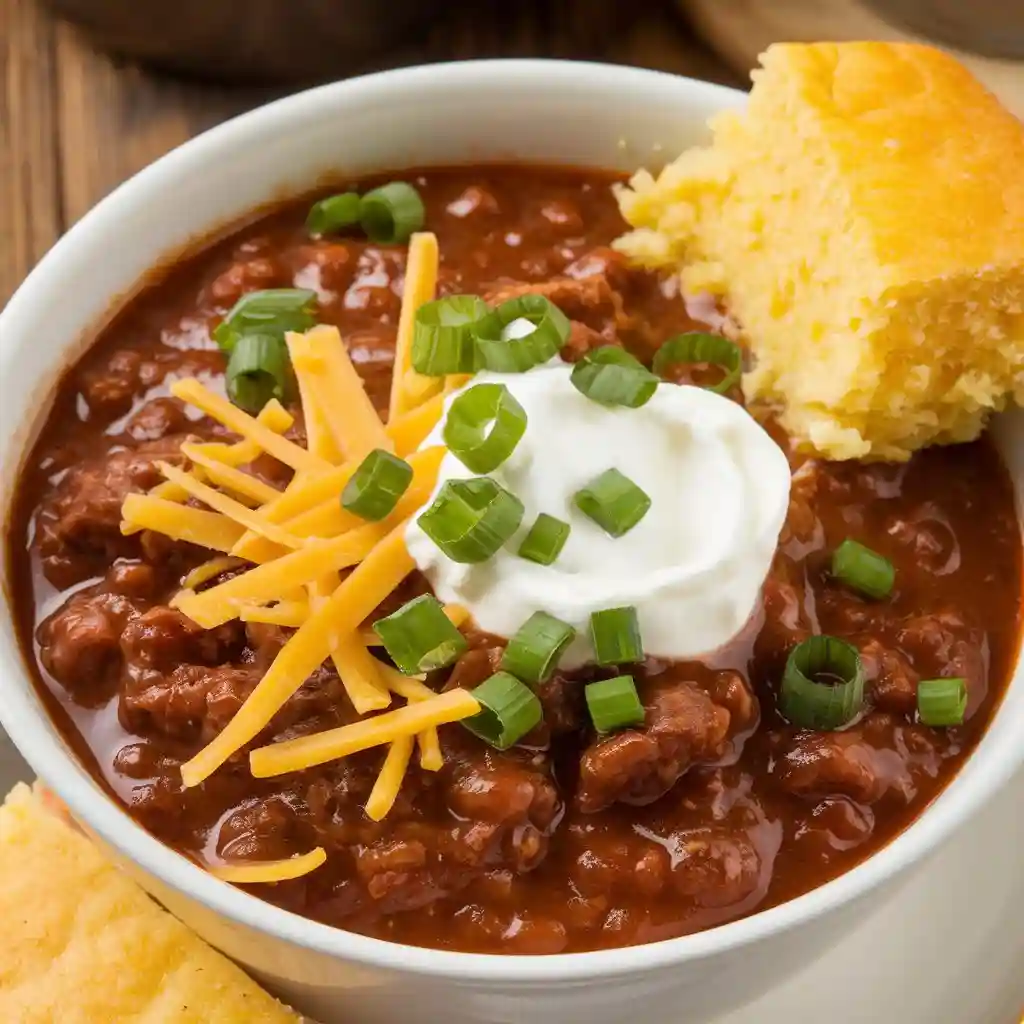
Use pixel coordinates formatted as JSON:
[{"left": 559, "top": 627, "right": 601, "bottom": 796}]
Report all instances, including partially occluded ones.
[
  {"left": 518, "top": 513, "right": 570, "bottom": 565},
  {"left": 585, "top": 675, "right": 646, "bottom": 734},
  {"left": 917, "top": 677, "right": 967, "bottom": 727},
  {"left": 443, "top": 383, "right": 527, "bottom": 474},
  {"left": 472, "top": 295, "right": 571, "bottom": 372},
  {"left": 417, "top": 477, "right": 524, "bottom": 563},
  {"left": 213, "top": 288, "right": 317, "bottom": 354},
  {"left": 590, "top": 606, "right": 644, "bottom": 666},
  {"left": 499, "top": 611, "right": 576, "bottom": 685},
  {"left": 462, "top": 671, "right": 543, "bottom": 750},
  {"left": 779, "top": 636, "right": 865, "bottom": 731},
  {"left": 412, "top": 296, "right": 490, "bottom": 376},
  {"left": 573, "top": 468, "right": 651, "bottom": 538},
  {"left": 652, "top": 332, "right": 742, "bottom": 394},
  {"left": 225, "top": 333, "right": 292, "bottom": 414},
  {"left": 831, "top": 539, "right": 895, "bottom": 600},
  {"left": 372, "top": 594, "right": 468, "bottom": 674},
  {"left": 570, "top": 346, "right": 659, "bottom": 408},
  {"left": 306, "top": 192, "right": 362, "bottom": 237},
  {"left": 341, "top": 449, "right": 413, "bottom": 522},
  {"left": 359, "top": 182, "right": 425, "bottom": 244}
]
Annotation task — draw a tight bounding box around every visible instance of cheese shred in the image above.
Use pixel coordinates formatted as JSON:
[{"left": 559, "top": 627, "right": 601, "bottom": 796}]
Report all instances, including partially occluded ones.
[
  {"left": 122, "top": 277, "right": 473, "bottom": 828},
  {"left": 390, "top": 232, "right": 441, "bottom": 420},
  {"left": 365, "top": 736, "right": 415, "bottom": 821},
  {"left": 210, "top": 846, "right": 327, "bottom": 884},
  {"left": 250, "top": 689, "right": 480, "bottom": 778}
]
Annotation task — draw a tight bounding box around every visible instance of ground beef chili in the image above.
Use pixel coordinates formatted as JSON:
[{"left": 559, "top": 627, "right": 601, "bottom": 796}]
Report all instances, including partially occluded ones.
[{"left": 6, "top": 166, "right": 1022, "bottom": 954}]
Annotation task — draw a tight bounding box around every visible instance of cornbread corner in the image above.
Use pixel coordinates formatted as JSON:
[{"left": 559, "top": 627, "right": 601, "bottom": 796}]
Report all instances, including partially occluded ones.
[
  {"left": 0, "top": 783, "right": 300, "bottom": 1024},
  {"left": 615, "top": 41, "right": 1024, "bottom": 460}
]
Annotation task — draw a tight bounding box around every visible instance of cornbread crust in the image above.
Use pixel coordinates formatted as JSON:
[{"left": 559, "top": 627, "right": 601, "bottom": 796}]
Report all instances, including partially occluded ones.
[
  {"left": 0, "top": 783, "right": 299, "bottom": 1024},
  {"left": 616, "top": 42, "right": 1024, "bottom": 460}
]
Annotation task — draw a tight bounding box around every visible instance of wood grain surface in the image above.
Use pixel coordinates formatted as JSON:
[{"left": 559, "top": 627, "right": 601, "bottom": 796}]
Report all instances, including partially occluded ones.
[{"left": 0, "top": 0, "right": 741, "bottom": 306}]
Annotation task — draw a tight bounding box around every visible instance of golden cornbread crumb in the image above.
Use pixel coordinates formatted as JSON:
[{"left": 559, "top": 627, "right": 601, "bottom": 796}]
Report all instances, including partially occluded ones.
[
  {"left": 616, "top": 42, "right": 1024, "bottom": 460},
  {"left": 0, "top": 783, "right": 300, "bottom": 1024}
]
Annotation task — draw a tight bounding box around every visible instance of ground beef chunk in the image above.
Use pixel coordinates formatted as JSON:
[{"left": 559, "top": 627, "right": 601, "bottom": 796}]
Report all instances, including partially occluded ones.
[
  {"left": 858, "top": 637, "right": 919, "bottom": 715},
  {"left": 577, "top": 677, "right": 731, "bottom": 812},
  {"left": 37, "top": 588, "right": 141, "bottom": 700},
  {"left": 206, "top": 256, "right": 279, "bottom": 306},
  {"left": 120, "top": 606, "right": 243, "bottom": 672},
  {"left": 123, "top": 398, "right": 192, "bottom": 442},
  {"left": 563, "top": 246, "right": 632, "bottom": 292},
  {"left": 120, "top": 663, "right": 260, "bottom": 742},
  {"left": 318, "top": 743, "right": 562, "bottom": 920},
  {"left": 78, "top": 349, "right": 144, "bottom": 420},
  {"left": 535, "top": 672, "right": 586, "bottom": 735},
  {"left": 445, "top": 642, "right": 504, "bottom": 692},
  {"left": 107, "top": 560, "right": 159, "bottom": 599},
  {"left": 34, "top": 435, "right": 191, "bottom": 588},
  {"left": 666, "top": 827, "right": 763, "bottom": 908},
  {"left": 897, "top": 610, "right": 987, "bottom": 706},
  {"left": 446, "top": 184, "right": 500, "bottom": 219},
  {"left": 568, "top": 824, "right": 670, "bottom": 899},
  {"left": 216, "top": 794, "right": 307, "bottom": 861},
  {"left": 774, "top": 725, "right": 912, "bottom": 804}
]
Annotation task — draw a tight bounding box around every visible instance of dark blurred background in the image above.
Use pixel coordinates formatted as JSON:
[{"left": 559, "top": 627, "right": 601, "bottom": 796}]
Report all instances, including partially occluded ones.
[{"left": 2, "top": 0, "right": 1022, "bottom": 308}]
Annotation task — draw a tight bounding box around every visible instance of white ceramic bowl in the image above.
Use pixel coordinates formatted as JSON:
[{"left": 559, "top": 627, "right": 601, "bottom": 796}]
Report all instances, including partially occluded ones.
[{"left": 1, "top": 60, "right": 1021, "bottom": 1024}]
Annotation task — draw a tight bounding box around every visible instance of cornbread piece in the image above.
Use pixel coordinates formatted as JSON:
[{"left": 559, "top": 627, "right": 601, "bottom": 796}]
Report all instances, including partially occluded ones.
[
  {"left": 616, "top": 42, "right": 1024, "bottom": 460},
  {"left": 0, "top": 784, "right": 299, "bottom": 1024}
]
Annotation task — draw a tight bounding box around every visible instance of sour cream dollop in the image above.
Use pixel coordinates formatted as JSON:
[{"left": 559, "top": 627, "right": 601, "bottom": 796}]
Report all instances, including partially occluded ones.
[{"left": 405, "top": 359, "right": 791, "bottom": 668}]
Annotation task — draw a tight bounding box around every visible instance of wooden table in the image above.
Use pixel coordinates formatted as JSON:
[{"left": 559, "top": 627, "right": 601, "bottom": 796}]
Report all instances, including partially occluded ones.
[{"left": 0, "top": 0, "right": 740, "bottom": 306}]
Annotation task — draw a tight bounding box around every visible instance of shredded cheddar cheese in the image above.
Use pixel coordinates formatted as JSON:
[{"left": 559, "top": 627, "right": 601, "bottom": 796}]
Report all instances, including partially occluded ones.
[
  {"left": 180, "top": 522, "right": 415, "bottom": 787},
  {"left": 209, "top": 846, "right": 327, "bottom": 884},
  {"left": 181, "top": 442, "right": 282, "bottom": 505},
  {"left": 156, "top": 462, "right": 307, "bottom": 551},
  {"left": 238, "top": 601, "right": 310, "bottom": 628},
  {"left": 390, "top": 232, "right": 441, "bottom": 419},
  {"left": 307, "top": 575, "right": 391, "bottom": 715},
  {"left": 121, "top": 495, "right": 245, "bottom": 552},
  {"left": 170, "top": 378, "right": 331, "bottom": 476},
  {"left": 287, "top": 325, "right": 392, "bottom": 460},
  {"left": 249, "top": 689, "right": 480, "bottom": 778},
  {"left": 378, "top": 665, "right": 445, "bottom": 771},
  {"left": 365, "top": 736, "right": 415, "bottom": 821},
  {"left": 120, "top": 276, "right": 475, "bottom": 850}
]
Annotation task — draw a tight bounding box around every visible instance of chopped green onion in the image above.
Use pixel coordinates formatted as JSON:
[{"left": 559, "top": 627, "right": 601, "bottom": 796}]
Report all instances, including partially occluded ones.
[
  {"left": 213, "top": 288, "right": 317, "bottom": 354},
  {"left": 341, "top": 449, "right": 413, "bottom": 521},
  {"left": 225, "top": 333, "right": 291, "bottom": 414},
  {"left": 831, "top": 539, "right": 895, "bottom": 600},
  {"left": 473, "top": 295, "right": 571, "bottom": 372},
  {"left": 518, "top": 513, "right": 570, "bottom": 565},
  {"left": 652, "top": 332, "right": 742, "bottom": 394},
  {"left": 573, "top": 469, "right": 651, "bottom": 538},
  {"left": 417, "top": 477, "right": 524, "bottom": 563},
  {"left": 462, "top": 671, "right": 543, "bottom": 750},
  {"left": 590, "top": 606, "right": 644, "bottom": 666},
  {"left": 570, "top": 346, "right": 659, "bottom": 408},
  {"left": 306, "top": 192, "right": 362, "bottom": 237},
  {"left": 500, "top": 611, "right": 576, "bottom": 685},
  {"left": 359, "top": 182, "right": 425, "bottom": 244},
  {"left": 779, "top": 636, "right": 865, "bottom": 730},
  {"left": 372, "top": 594, "right": 468, "bottom": 674},
  {"left": 443, "top": 383, "right": 527, "bottom": 474},
  {"left": 412, "top": 295, "right": 490, "bottom": 375},
  {"left": 917, "top": 677, "right": 967, "bottom": 727},
  {"left": 585, "top": 676, "right": 646, "bottom": 734}
]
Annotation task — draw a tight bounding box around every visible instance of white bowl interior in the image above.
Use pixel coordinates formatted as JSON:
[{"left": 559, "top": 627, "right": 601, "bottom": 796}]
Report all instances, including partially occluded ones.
[{"left": 0, "top": 60, "right": 1021, "bottom": 998}]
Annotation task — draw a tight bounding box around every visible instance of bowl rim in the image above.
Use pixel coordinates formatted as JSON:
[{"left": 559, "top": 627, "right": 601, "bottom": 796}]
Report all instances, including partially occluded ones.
[{"left": 1, "top": 56, "right": 1021, "bottom": 984}]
